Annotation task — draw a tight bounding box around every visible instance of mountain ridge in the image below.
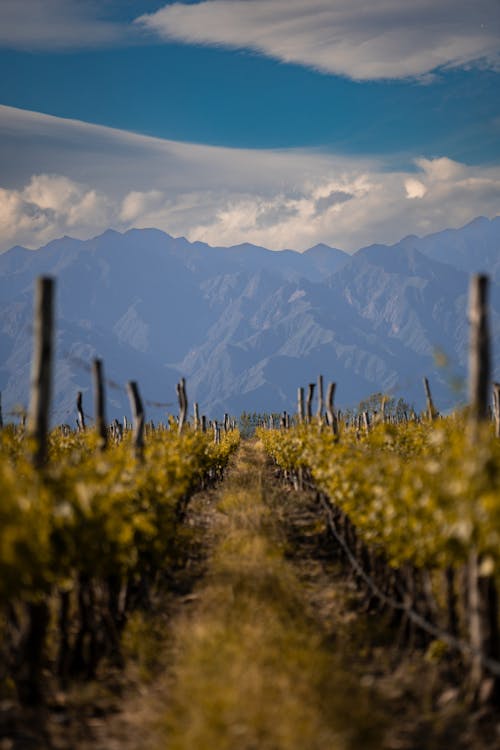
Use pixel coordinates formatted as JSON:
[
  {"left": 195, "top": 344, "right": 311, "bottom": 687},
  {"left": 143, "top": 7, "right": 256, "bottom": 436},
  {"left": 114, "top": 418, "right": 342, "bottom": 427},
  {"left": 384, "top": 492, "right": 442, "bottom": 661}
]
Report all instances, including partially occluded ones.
[{"left": 0, "top": 216, "right": 499, "bottom": 422}]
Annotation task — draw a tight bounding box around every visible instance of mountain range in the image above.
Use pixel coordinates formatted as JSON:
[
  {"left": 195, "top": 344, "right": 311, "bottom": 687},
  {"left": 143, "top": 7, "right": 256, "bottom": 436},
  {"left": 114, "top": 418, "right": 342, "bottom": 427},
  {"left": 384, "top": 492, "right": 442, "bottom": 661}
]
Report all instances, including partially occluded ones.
[{"left": 0, "top": 216, "right": 499, "bottom": 424}]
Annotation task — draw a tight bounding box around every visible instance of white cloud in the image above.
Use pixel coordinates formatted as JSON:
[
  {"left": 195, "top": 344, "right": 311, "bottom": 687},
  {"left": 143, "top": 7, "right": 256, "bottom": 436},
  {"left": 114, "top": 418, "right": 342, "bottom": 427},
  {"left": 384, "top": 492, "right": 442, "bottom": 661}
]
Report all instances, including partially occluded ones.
[
  {"left": 0, "top": 105, "right": 499, "bottom": 252},
  {"left": 137, "top": 0, "right": 500, "bottom": 80},
  {"left": 0, "top": 0, "right": 131, "bottom": 50},
  {"left": 0, "top": 174, "right": 115, "bottom": 249},
  {"left": 405, "top": 178, "right": 427, "bottom": 199}
]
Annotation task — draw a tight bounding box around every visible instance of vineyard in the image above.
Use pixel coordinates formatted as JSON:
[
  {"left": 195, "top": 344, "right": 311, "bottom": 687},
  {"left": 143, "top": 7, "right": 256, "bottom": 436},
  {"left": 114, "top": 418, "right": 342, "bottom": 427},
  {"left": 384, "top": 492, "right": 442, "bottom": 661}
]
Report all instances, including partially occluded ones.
[
  {"left": 0, "top": 424, "right": 239, "bottom": 704},
  {"left": 2, "top": 273, "right": 500, "bottom": 749},
  {"left": 259, "top": 418, "right": 500, "bottom": 687}
]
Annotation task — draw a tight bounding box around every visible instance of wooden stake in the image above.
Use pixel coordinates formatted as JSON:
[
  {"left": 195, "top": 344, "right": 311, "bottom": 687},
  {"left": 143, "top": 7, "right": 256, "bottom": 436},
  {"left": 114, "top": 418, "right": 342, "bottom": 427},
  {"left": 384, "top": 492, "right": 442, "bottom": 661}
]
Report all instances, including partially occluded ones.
[
  {"left": 316, "top": 374, "right": 324, "bottom": 422},
  {"left": 92, "top": 359, "right": 107, "bottom": 451},
  {"left": 297, "top": 387, "right": 304, "bottom": 423},
  {"left": 492, "top": 383, "right": 500, "bottom": 439},
  {"left": 0, "top": 391, "right": 3, "bottom": 429},
  {"left": 28, "top": 277, "right": 54, "bottom": 467},
  {"left": 423, "top": 377, "right": 437, "bottom": 421},
  {"left": 193, "top": 401, "right": 200, "bottom": 431},
  {"left": 76, "top": 391, "right": 85, "bottom": 431},
  {"left": 467, "top": 274, "right": 499, "bottom": 699},
  {"left": 325, "top": 382, "right": 338, "bottom": 438},
  {"left": 177, "top": 378, "right": 187, "bottom": 434},
  {"left": 306, "top": 383, "right": 315, "bottom": 424},
  {"left": 201, "top": 415, "right": 207, "bottom": 433},
  {"left": 213, "top": 420, "right": 220, "bottom": 445},
  {"left": 127, "top": 381, "right": 145, "bottom": 460},
  {"left": 469, "top": 274, "right": 490, "bottom": 423},
  {"left": 381, "top": 395, "right": 387, "bottom": 424}
]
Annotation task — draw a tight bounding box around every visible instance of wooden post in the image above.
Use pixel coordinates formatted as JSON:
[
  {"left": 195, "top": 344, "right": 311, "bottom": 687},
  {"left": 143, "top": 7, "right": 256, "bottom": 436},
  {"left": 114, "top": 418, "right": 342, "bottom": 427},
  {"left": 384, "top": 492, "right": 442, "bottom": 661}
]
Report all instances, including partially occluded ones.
[
  {"left": 492, "top": 383, "right": 500, "bottom": 439},
  {"left": 201, "top": 415, "right": 207, "bottom": 433},
  {"left": 467, "top": 274, "right": 499, "bottom": 699},
  {"left": 193, "top": 401, "right": 200, "bottom": 431},
  {"left": 306, "top": 383, "right": 315, "bottom": 424},
  {"left": 316, "top": 374, "right": 324, "bottom": 422},
  {"left": 469, "top": 274, "right": 490, "bottom": 423},
  {"left": 28, "top": 277, "right": 54, "bottom": 467},
  {"left": 423, "top": 377, "right": 437, "bottom": 421},
  {"left": 76, "top": 391, "right": 85, "bottom": 431},
  {"left": 213, "top": 420, "right": 220, "bottom": 445},
  {"left": 0, "top": 391, "right": 3, "bottom": 429},
  {"left": 127, "top": 381, "right": 145, "bottom": 460},
  {"left": 297, "top": 387, "right": 304, "bottom": 423},
  {"left": 325, "top": 382, "right": 338, "bottom": 438},
  {"left": 224, "top": 413, "right": 229, "bottom": 432},
  {"left": 362, "top": 411, "right": 370, "bottom": 435},
  {"left": 381, "top": 395, "right": 387, "bottom": 424},
  {"left": 92, "top": 359, "right": 107, "bottom": 451},
  {"left": 177, "top": 377, "right": 187, "bottom": 434}
]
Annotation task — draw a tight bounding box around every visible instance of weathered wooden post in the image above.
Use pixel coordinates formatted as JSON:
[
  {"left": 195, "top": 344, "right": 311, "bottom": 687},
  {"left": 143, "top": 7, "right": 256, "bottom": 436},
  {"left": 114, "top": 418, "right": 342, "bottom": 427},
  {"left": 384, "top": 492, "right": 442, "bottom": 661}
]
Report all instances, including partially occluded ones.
[
  {"left": 193, "top": 401, "right": 200, "bottom": 431},
  {"left": 381, "top": 395, "right": 387, "bottom": 424},
  {"left": 177, "top": 377, "right": 187, "bottom": 434},
  {"left": 493, "top": 383, "right": 500, "bottom": 439},
  {"left": 423, "top": 377, "right": 437, "bottom": 421},
  {"left": 213, "top": 420, "right": 220, "bottom": 445},
  {"left": 0, "top": 391, "right": 3, "bottom": 429},
  {"left": 325, "top": 382, "right": 338, "bottom": 438},
  {"left": 127, "top": 381, "right": 145, "bottom": 460},
  {"left": 28, "top": 277, "right": 54, "bottom": 467},
  {"left": 467, "top": 274, "right": 499, "bottom": 700},
  {"left": 316, "top": 374, "right": 324, "bottom": 422},
  {"left": 469, "top": 275, "right": 490, "bottom": 423},
  {"left": 76, "top": 391, "right": 85, "bottom": 431},
  {"left": 306, "top": 383, "right": 315, "bottom": 424},
  {"left": 201, "top": 415, "right": 207, "bottom": 433},
  {"left": 297, "top": 387, "right": 304, "bottom": 423},
  {"left": 92, "top": 358, "right": 107, "bottom": 450},
  {"left": 23, "top": 277, "right": 54, "bottom": 700}
]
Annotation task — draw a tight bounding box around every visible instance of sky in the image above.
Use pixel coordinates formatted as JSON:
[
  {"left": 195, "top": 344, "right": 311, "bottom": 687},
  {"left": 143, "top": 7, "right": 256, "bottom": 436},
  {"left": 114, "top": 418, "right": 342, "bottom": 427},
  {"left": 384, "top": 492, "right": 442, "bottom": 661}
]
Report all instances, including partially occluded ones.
[{"left": 0, "top": 0, "right": 499, "bottom": 252}]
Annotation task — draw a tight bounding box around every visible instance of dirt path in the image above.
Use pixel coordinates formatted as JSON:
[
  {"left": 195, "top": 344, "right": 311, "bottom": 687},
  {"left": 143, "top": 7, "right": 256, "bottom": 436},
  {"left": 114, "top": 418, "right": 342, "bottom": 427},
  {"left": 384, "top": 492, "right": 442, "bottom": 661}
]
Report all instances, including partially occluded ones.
[{"left": 5, "top": 440, "right": 499, "bottom": 749}]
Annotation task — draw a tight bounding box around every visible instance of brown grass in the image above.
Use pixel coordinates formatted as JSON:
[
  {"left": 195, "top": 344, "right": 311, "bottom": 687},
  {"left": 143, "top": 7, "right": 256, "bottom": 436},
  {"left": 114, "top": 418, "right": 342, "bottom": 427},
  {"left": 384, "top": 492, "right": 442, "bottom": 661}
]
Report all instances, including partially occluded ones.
[{"left": 159, "top": 442, "right": 382, "bottom": 750}]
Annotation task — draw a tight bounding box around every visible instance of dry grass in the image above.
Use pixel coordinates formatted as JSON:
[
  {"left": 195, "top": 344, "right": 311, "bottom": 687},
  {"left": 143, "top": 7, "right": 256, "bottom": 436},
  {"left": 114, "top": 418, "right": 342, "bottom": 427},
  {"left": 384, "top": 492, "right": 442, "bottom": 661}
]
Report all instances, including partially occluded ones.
[{"left": 159, "top": 442, "right": 382, "bottom": 750}]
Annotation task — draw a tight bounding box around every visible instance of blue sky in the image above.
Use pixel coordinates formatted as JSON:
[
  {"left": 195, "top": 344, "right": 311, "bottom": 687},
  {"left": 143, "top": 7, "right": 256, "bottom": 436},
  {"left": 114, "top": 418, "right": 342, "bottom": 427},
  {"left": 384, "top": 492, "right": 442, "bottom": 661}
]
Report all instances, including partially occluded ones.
[{"left": 0, "top": 0, "right": 499, "bottom": 251}]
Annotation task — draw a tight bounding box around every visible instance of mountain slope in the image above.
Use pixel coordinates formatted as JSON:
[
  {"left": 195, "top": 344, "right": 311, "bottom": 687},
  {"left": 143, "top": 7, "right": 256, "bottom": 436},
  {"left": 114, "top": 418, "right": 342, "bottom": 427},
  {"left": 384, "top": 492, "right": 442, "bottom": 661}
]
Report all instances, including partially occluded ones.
[{"left": 0, "top": 219, "right": 499, "bottom": 423}]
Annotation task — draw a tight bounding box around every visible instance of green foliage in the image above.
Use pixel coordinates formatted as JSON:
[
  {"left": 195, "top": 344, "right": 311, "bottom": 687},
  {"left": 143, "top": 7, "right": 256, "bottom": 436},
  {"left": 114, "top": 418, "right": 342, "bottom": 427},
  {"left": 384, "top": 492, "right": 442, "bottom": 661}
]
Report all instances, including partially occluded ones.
[
  {"left": 0, "top": 426, "right": 240, "bottom": 606},
  {"left": 258, "top": 418, "right": 500, "bottom": 570}
]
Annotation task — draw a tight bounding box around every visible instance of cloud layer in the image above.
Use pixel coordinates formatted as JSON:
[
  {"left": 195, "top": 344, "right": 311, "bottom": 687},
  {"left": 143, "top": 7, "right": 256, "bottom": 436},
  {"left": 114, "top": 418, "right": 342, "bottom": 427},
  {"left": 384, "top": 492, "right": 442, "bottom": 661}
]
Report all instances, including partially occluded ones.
[
  {"left": 137, "top": 0, "right": 500, "bottom": 80},
  {"left": 0, "top": 105, "right": 499, "bottom": 252},
  {"left": 0, "top": 0, "right": 133, "bottom": 50}
]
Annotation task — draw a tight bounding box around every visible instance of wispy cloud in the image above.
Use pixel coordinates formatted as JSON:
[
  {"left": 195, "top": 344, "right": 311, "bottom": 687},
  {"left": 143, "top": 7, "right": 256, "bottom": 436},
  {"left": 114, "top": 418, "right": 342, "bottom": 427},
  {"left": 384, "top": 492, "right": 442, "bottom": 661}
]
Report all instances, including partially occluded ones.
[
  {"left": 0, "top": 105, "right": 499, "bottom": 252},
  {"left": 0, "top": 0, "right": 140, "bottom": 50},
  {"left": 137, "top": 0, "right": 500, "bottom": 80}
]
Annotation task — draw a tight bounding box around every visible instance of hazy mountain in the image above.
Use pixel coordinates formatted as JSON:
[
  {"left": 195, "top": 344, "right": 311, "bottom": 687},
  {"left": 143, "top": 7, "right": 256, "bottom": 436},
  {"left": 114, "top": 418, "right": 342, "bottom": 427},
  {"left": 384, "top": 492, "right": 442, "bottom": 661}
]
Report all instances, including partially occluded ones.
[
  {"left": 0, "top": 217, "right": 498, "bottom": 424},
  {"left": 394, "top": 216, "right": 500, "bottom": 282}
]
